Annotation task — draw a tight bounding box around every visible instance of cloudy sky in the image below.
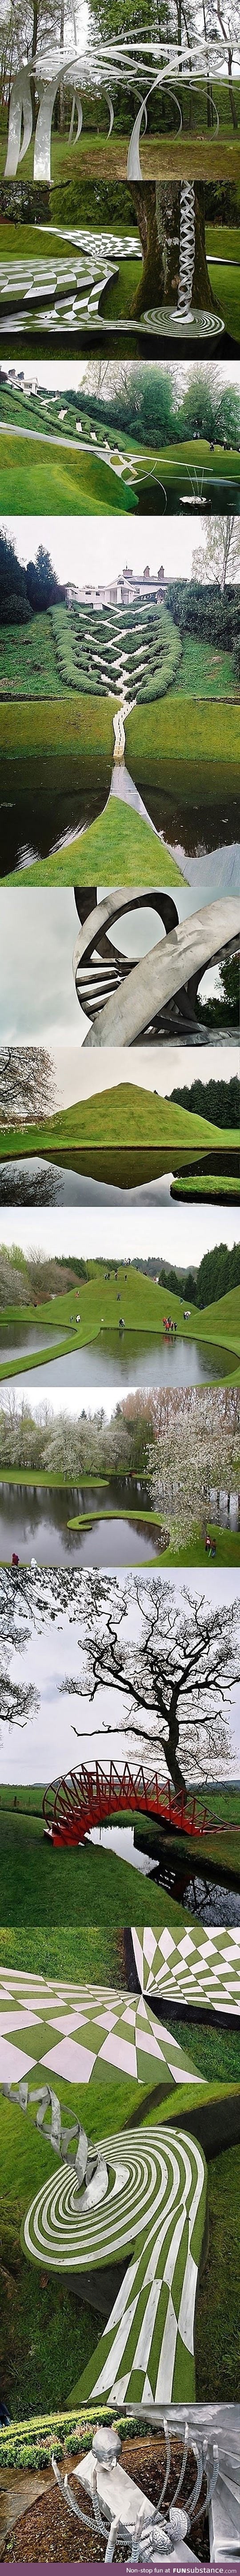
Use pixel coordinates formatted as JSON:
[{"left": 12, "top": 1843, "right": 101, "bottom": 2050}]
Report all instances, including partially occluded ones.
[
  {"left": 7, "top": 1038, "right": 237, "bottom": 1111},
  {"left": 2, "top": 1563, "right": 240, "bottom": 1783},
  {"left": 0, "top": 888, "right": 232, "bottom": 1046},
  {"left": 4, "top": 359, "right": 240, "bottom": 394},
  {"left": 1, "top": 1204, "right": 240, "bottom": 1263},
  {"left": 4, "top": 514, "right": 230, "bottom": 587}
]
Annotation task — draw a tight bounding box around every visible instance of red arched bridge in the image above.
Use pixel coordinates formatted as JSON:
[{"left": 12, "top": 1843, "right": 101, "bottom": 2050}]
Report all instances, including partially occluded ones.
[{"left": 43, "top": 1760, "right": 227, "bottom": 1848}]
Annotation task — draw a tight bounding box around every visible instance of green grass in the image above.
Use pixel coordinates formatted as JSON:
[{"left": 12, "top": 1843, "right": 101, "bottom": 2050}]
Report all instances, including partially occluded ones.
[
  {"left": 171, "top": 1177, "right": 240, "bottom": 1201},
  {"left": 173, "top": 634, "right": 239, "bottom": 697},
  {"left": 21, "top": 796, "right": 181, "bottom": 888},
  {"left": 0, "top": 1784, "right": 239, "bottom": 1928},
  {"left": 195, "top": 2142, "right": 240, "bottom": 2398},
  {"left": 208, "top": 261, "right": 240, "bottom": 340},
  {"left": 0, "top": 1804, "right": 228, "bottom": 1929},
  {"left": 126, "top": 696, "right": 240, "bottom": 772},
  {"left": 0, "top": 1079, "right": 235, "bottom": 1164},
  {"left": 0, "top": 425, "right": 136, "bottom": 516},
  {"left": 0, "top": 692, "right": 113, "bottom": 754}
]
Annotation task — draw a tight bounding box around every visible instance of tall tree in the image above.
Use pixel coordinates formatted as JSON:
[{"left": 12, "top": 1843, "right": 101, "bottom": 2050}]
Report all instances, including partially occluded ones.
[{"left": 192, "top": 513, "right": 240, "bottom": 589}]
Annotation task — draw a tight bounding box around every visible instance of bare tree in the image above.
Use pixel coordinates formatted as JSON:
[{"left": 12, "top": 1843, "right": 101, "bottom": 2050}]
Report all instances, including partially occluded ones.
[
  {"left": 58, "top": 1573, "right": 240, "bottom": 1798},
  {"left": 0, "top": 1047, "right": 56, "bottom": 1127},
  {"left": 0, "top": 1651, "right": 39, "bottom": 1738}
]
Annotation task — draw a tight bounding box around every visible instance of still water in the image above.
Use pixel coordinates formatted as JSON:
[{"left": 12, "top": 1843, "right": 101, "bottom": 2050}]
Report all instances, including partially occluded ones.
[
  {"left": 0, "top": 1322, "right": 59, "bottom": 1363},
  {"left": 0, "top": 1157, "right": 238, "bottom": 1208},
  {"left": 90, "top": 1823, "right": 240, "bottom": 1922},
  {"left": 11, "top": 1328, "right": 233, "bottom": 1389},
  {"left": 0, "top": 752, "right": 239, "bottom": 875},
  {"left": 0, "top": 1478, "right": 164, "bottom": 1565}
]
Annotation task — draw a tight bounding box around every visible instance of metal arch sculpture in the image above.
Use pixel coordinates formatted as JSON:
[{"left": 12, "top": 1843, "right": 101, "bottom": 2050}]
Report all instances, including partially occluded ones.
[
  {"left": 72, "top": 888, "right": 180, "bottom": 1030},
  {"left": 42, "top": 1760, "right": 228, "bottom": 1848},
  {"left": 4, "top": 29, "right": 229, "bottom": 187},
  {"left": 72, "top": 894, "right": 240, "bottom": 1049}
]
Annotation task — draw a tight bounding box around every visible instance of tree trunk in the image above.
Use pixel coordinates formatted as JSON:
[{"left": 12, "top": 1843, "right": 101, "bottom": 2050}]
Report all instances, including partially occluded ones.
[
  {"left": 130, "top": 180, "right": 216, "bottom": 317},
  {"left": 228, "top": 53, "right": 238, "bottom": 128}
]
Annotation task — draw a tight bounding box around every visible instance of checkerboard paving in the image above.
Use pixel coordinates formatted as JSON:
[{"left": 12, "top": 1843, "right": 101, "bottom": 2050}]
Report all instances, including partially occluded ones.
[
  {"left": 24, "top": 2123, "right": 206, "bottom": 2406},
  {"left": 0, "top": 1969, "right": 203, "bottom": 2090},
  {"left": 132, "top": 1927, "right": 240, "bottom": 2016}
]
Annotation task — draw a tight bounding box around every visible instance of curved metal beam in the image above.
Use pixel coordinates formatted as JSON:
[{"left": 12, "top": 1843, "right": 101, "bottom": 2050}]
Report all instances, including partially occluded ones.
[{"left": 77, "top": 898, "right": 240, "bottom": 1048}]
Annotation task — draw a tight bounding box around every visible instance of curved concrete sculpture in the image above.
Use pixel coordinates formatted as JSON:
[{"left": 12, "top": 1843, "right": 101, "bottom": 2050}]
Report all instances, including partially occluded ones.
[
  {"left": 112, "top": 710, "right": 126, "bottom": 762},
  {"left": 72, "top": 895, "right": 240, "bottom": 1048},
  {"left": 22, "top": 2121, "right": 207, "bottom": 2404}
]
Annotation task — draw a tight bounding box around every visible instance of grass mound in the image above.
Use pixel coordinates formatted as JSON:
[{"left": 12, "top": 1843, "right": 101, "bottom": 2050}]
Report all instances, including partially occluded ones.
[{"left": 0, "top": 1080, "right": 236, "bottom": 1160}]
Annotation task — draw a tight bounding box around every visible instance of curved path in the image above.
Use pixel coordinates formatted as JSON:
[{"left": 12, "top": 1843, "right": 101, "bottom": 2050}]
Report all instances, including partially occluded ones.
[
  {"left": 72, "top": 894, "right": 240, "bottom": 1047},
  {"left": 22, "top": 2122, "right": 207, "bottom": 2404}
]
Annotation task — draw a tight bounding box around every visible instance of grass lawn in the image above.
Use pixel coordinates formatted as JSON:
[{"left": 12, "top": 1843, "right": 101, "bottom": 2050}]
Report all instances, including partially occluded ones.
[
  {"left": 0, "top": 693, "right": 113, "bottom": 754},
  {"left": 171, "top": 1177, "right": 240, "bottom": 1201},
  {"left": 195, "top": 2142, "right": 240, "bottom": 2400},
  {"left": 0, "top": 426, "right": 136, "bottom": 517},
  {"left": 0, "top": 1786, "right": 239, "bottom": 1928},
  {"left": 208, "top": 260, "right": 240, "bottom": 340},
  {"left": 20, "top": 796, "right": 181, "bottom": 890},
  {"left": 126, "top": 697, "right": 240, "bottom": 773}
]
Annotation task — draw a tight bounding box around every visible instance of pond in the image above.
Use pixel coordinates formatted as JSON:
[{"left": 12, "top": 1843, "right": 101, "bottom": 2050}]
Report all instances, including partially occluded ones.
[
  {"left": 0, "top": 1321, "right": 59, "bottom": 1364},
  {"left": 0, "top": 1477, "right": 163, "bottom": 1565},
  {"left": 0, "top": 1155, "right": 238, "bottom": 1208},
  {"left": 89, "top": 1822, "right": 240, "bottom": 1923},
  {"left": 0, "top": 753, "right": 111, "bottom": 880},
  {"left": 11, "top": 1328, "right": 234, "bottom": 1389},
  {"left": 0, "top": 754, "right": 239, "bottom": 880}
]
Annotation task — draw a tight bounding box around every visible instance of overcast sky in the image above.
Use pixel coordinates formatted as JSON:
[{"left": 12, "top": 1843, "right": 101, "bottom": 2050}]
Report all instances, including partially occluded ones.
[
  {"left": 1, "top": 1563, "right": 240, "bottom": 1783},
  {"left": 1, "top": 1205, "right": 240, "bottom": 1263},
  {"left": 13, "top": 1040, "right": 238, "bottom": 1110},
  {"left": 0, "top": 889, "right": 232, "bottom": 1045},
  {"left": 4, "top": 359, "right": 240, "bottom": 394},
  {"left": 4, "top": 515, "right": 224, "bottom": 586}
]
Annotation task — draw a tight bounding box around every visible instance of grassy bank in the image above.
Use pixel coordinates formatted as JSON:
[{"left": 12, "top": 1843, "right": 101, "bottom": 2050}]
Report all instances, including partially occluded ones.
[
  {"left": 17, "top": 798, "right": 180, "bottom": 889},
  {"left": 1, "top": 415, "right": 240, "bottom": 517},
  {"left": 0, "top": 1080, "right": 236, "bottom": 1165},
  {"left": 0, "top": 1787, "right": 239, "bottom": 1927},
  {"left": 0, "top": 425, "right": 136, "bottom": 516},
  {"left": 126, "top": 698, "right": 240, "bottom": 774}
]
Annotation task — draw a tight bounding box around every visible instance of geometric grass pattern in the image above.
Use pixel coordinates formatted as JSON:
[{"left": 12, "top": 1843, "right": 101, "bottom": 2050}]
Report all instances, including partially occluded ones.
[
  {"left": 132, "top": 1928, "right": 240, "bottom": 2019},
  {"left": 22, "top": 2123, "right": 207, "bottom": 2407},
  {"left": 0, "top": 1969, "right": 204, "bottom": 2092}
]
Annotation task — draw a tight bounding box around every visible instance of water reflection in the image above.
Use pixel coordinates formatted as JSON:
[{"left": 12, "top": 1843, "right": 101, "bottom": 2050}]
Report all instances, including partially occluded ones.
[
  {"left": 0, "top": 1477, "right": 164, "bottom": 1566},
  {"left": 12, "top": 1327, "right": 233, "bottom": 1389},
  {"left": 90, "top": 1821, "right": 240, "bottom": 1922}
]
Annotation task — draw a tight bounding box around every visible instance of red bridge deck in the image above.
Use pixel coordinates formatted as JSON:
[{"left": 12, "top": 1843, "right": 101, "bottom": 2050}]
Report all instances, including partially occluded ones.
[{"left": 43, "top": 1760, "right": 227, "bottom": 1848}]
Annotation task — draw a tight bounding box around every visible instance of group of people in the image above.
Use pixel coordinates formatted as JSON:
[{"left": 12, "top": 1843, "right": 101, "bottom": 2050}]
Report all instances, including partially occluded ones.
[{"left": 163, "top": 1316, "right": 177, "bottom": 1336}]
